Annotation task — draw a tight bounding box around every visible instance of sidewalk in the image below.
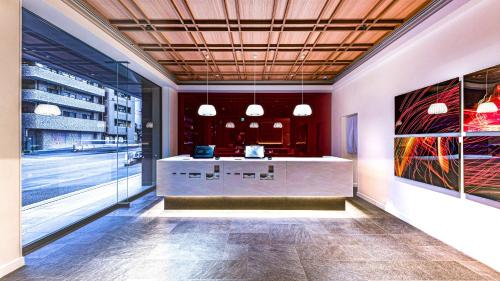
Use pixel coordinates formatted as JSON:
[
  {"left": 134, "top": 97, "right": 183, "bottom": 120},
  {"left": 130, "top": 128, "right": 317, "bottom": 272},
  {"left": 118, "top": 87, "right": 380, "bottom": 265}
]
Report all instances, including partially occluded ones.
[{"left": 22, "top": 174, "right": 146, "bottom": 245}]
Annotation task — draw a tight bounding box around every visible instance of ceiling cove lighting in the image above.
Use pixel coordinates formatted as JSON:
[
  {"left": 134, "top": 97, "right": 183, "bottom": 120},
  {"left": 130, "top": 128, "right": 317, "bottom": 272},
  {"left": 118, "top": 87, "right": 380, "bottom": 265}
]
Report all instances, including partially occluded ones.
[
  {"left": 293, "top": 55, "right": 312, "bottom": 116},
  {"left": 249, "top": 122, "right": 259, "bottom": 128},
  {"left": 246, "top": 54, "right": 264, "bottom": 116},
  {"left": 427, "top": 84, "right": 447, "bottom": 115},
  {"left": 34, "top": 104, "right": 61, "bottom": 116},
  {"left": 225, "top": 121, "right": 235, "bottom": 128},
  {"left": 198, "top": 55, "right": 216, "bottom": 116},
  {"left": 477, "top": 70, "right": 499, "bottom": 113},
  {"left": 273, "top": 122, "right": 283, "bottom": 128}
]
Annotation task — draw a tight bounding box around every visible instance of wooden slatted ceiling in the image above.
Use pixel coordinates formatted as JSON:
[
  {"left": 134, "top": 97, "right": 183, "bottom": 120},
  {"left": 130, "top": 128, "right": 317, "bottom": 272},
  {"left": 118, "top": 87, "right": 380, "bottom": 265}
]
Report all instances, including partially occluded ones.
[{"left": 84, "top": 0, "right": 431, "bottom": 82}]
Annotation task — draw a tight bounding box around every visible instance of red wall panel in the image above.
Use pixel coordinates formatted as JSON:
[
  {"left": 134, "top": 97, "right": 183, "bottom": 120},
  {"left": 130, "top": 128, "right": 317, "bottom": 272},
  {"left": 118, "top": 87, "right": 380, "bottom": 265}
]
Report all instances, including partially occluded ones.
[{"left": 178, "top": 92, "right": 331, "bottom": 157}]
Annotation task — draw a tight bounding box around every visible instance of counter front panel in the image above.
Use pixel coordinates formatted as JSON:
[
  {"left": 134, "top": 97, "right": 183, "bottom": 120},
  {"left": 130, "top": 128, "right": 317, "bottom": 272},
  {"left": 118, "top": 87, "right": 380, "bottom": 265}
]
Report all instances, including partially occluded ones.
[{"left": 157, "top": 157, "right": 353, "bottom": 198}]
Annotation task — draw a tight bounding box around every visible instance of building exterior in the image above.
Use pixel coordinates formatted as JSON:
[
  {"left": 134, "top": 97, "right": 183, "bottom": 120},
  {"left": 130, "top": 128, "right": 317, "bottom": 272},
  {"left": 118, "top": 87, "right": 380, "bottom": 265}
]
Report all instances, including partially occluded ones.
[
  {"left": 21, "top": 61, "right": 143, "bottom": 151},
  {"left": 104, "top": 87, "right": 141, "bottom": 144},
  {"left": 22, "top": 61, "right": 106, "bottom": 151}
]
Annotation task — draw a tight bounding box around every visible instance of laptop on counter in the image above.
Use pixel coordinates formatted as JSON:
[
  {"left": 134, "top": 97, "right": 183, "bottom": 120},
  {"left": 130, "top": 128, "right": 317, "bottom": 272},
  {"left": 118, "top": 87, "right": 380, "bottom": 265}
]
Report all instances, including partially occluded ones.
[
  {"left": 245, "top": 145, "right": 265, "bottom": 159},
  {"left": 193, "top": 145, "right": 215, "bottom": 159}
]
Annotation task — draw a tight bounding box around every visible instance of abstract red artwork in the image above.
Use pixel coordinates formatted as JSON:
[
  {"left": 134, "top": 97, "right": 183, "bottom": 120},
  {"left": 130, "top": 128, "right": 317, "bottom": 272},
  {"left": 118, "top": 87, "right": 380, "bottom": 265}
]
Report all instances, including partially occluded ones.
[
  {"left": 395, "top": 78, "right": 460, "bottom": 135},
  {"left": 464, "top": 136, "right": 500, "bottom": 203},
  {"left": 464, "top": 66, "right": 500, "bottom": 132},
  {"left": 394, "top": 136, "right": 460, "bottom": 191}
]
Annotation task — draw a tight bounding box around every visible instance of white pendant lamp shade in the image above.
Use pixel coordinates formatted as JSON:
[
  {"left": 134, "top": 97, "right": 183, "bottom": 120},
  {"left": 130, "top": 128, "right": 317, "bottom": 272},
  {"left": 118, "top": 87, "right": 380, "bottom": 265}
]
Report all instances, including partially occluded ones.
[
  {"left": 246, "top": 53, "right": 264, "bottom": 117},
  {"left": 34, "top": 104, "right": 61, "bottom": 116},
  {"left": 198, "top": 104, "right": 217, "bottom": 116},
  {"left": 225, "top": 121, "right": 235, "bottom": 128},
  {"left": 294, "top": 57, "right": 312, "bottom": 117},
  {"left": 477, "top": 101, "right": 498, "bottom": 113},
  {"left": 198, "top": 54, "right": 216, "bottom": 116},
  {"left": 427, "top": 103, "right": 448, "bottom": 115},
  {"left": 273, "top": 122, "right": 283, "bottom": 128},
  {"left": 293, "top": 104, "right": 313, "bottom": 116},
  {"left": 246, "top": 104, "right": 264, "bottom": 116},
  {"left": 249, "top": 122, "right": 259, "bottom": 128}
]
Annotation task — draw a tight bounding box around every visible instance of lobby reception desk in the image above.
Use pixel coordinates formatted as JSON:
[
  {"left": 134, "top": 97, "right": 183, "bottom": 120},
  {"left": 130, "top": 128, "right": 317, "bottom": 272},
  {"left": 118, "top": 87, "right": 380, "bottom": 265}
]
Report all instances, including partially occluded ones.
[{"left": 157, "top": 156, "right": 353, "bottom": 209}]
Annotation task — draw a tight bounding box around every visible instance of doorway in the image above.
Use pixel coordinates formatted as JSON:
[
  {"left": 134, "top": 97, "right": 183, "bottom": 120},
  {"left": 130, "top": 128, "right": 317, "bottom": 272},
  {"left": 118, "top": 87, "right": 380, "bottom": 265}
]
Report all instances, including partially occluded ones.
[{"left": 341, "top": 113, "right": 358, "bottom": 194}]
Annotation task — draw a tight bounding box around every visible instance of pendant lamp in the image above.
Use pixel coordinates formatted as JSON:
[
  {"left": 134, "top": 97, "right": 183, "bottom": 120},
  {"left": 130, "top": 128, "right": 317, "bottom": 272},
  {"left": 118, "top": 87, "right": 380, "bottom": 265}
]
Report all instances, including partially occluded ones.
[
  {"left": 249, "top": 122, "right": 259, "bottom": 128},
  {"left": 293, "top": 56, "right": 312, "bottom": 116},
  {"left": 225, "top": 121, "right": 235, "bottom": 128},
  {"left": 34, "top": 104, "right": 61, "bottom": 116},
  {"left": 246, "top": 54, "right": 264, "bottom": 116},
  {"left": 427, "top": 83, "right": 447, "bottom": 115},
  {"left": 477, "top": 69, "right": 498, "bottom": 113},
  {"left": 273, "top": 122, "right": 283, "bottom": 128},
  {"left": 198, "top": 55, "right": 216, "bottom": 116}
]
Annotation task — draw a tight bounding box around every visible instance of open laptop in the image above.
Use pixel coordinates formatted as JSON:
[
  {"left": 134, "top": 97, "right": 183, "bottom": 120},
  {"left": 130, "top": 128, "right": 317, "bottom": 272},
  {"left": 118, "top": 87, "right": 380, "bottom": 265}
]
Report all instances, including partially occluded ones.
[{"left": 245, "top": 145, "right": 265, "bottom": 159}]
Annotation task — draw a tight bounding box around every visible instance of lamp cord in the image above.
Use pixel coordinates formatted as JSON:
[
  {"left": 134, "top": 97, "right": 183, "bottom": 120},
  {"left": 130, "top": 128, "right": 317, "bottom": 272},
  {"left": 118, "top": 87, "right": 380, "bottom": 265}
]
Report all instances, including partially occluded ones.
[
  {"left": 253, "top": 55, "right": 256, "bottom": 104},
  {"left": 206, "top": 59, "right": 209, "bottom": 104},
  {"left": 301, "top": 63, "right": 304, "bottom": 104},
  {"left": 485, "top": 69, "right": 489, "bottom": 98}
]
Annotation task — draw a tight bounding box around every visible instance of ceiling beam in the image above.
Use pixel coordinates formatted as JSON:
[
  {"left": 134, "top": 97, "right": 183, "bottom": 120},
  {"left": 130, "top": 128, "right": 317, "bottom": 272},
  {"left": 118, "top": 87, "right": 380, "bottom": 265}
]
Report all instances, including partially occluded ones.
[
  {"left": 140, "top": 43, "right": 372, "bottom": 52},
  {"left": 109, "top": 18, "right": 404, "bottom": 25},
  {"left": 159, "top": 59, "right": 352, "bottom": 66},
  {"left": 116, "top": 25, "right": 397, "bottom": 32},
  {"left": 174, "top": 71, "right": 338, "bottom": 76}
]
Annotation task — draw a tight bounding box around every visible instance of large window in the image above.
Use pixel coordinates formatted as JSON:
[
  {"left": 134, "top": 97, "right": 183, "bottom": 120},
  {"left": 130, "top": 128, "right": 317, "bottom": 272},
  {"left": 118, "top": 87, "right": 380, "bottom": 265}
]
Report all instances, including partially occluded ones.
[{"left": 21, "top": 10, "right": 162, "bottom": 245}]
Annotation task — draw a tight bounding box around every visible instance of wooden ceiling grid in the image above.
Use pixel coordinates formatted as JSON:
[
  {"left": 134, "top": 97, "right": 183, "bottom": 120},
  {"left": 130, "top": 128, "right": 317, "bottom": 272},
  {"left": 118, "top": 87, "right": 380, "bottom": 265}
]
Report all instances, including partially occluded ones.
[
  {"left": 314, "top": 0, "right": 397, "bottom": 79},
  {"left": 84, "top": 0, "right": 431, "bottom": 82}
]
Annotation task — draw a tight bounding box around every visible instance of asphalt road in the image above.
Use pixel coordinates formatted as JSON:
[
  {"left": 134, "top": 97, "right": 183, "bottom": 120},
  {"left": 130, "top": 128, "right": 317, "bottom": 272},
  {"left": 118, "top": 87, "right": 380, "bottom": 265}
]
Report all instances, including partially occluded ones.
[{"left": 22, "top": 149, "right": 141, "bottom": 206}]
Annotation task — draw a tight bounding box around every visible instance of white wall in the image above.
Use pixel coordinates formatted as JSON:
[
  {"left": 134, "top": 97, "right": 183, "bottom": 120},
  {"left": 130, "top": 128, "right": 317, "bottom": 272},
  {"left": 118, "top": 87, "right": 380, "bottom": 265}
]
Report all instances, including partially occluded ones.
[
  {"left": 162, "top": 87, "right": 178, "bottom": 157},
  {"left": 0, "top": 0, "right": 24, "bottom": 277},
  {"left": 331, "top": 0, "right": 500, "bottom": 271}
]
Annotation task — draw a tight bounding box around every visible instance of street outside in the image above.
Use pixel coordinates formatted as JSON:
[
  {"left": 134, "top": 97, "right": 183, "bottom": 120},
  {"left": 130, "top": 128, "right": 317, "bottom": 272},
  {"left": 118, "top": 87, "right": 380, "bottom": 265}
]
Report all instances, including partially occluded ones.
[{"left": 22, "top": 148, "right": 141, "bottom": 206}]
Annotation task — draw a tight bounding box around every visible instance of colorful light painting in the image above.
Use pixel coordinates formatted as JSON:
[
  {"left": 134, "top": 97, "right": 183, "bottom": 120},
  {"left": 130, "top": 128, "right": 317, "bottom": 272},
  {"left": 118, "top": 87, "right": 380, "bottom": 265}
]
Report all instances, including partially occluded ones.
[
  {"left": 395, "top": 78, "right": 460, "bottom": 135},
  {"left": 394, "top": 136, "right": 460, "bottom": 191},
  {"left": 464, "top": 136, "right": 500, "bottom": 203},
  {"left": 464, "top": 66, "right": 500, "bottom": 132}
]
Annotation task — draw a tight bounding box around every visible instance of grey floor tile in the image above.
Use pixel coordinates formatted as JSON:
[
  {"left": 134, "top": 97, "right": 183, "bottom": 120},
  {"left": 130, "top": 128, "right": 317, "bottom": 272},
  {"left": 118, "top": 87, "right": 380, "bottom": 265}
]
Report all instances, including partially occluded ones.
[
  {"left": 228, "top": 233, "right": 270, "bottom": 245},
  {"left": 4, "top": 193, "right": 497, "bottom": 281}
]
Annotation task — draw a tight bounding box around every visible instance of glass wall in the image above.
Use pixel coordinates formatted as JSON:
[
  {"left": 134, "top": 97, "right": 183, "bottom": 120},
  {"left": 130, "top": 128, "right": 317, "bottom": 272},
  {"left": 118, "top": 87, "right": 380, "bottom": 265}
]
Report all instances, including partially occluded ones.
[{"left": 21, "top": 10, "right": 162, "bottom": 245}]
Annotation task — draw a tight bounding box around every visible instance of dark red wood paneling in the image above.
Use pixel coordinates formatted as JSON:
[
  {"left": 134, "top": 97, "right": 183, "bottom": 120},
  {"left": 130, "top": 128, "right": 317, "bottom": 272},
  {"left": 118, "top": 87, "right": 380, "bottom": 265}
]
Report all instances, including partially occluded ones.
[{"left": 178, "top": 92, "right": 331, "bottom": 157}]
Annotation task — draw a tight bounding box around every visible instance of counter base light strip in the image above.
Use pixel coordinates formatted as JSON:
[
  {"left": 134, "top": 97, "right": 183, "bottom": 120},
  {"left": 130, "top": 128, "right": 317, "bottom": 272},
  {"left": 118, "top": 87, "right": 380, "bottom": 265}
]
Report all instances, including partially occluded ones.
[{"left": 163, "top": 196, "right": 346, "bottom": 211}]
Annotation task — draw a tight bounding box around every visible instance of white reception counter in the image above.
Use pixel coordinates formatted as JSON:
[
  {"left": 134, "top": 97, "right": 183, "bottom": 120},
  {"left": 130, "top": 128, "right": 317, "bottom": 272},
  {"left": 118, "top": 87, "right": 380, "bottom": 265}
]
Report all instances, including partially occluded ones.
[{"left": 157, "top": 156, "right": 353, "bottom": 197}]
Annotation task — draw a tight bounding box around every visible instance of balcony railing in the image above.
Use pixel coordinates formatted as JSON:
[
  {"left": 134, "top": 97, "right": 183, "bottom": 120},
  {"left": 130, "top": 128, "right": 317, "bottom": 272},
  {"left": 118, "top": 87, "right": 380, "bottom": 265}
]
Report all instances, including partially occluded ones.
[
  {"left": 106, "top": 125, "right": 129, "bottom": 135},
  {"left": 115, "top": 111, "right": 133, "bottom": 121},
  {"left": 116, "top": 97, "right": 129, "bottom": 106},
  {"left": 23, "top": 89, "right": 105, "bottom": 112},
  {"left": 23, "top": 113, "right": 106, "bottom": 133},
  {"left": 23, "top": 65, "right": 105, "bottom": 96}
]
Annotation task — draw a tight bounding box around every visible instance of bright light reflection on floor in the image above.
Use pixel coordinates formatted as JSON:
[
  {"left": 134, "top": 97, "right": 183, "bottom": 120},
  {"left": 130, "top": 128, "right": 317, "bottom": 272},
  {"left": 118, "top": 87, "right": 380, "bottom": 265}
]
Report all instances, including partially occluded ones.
[{"left": 140, "top": 200, "right": 371, "bottom": 219}]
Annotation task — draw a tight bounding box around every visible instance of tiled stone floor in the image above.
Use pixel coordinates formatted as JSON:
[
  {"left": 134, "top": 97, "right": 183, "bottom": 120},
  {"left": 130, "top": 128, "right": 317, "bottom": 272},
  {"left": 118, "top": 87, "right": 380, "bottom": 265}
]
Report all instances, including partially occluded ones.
[{"left": 3, "top": 191, "right": 499, "bottom": 281}]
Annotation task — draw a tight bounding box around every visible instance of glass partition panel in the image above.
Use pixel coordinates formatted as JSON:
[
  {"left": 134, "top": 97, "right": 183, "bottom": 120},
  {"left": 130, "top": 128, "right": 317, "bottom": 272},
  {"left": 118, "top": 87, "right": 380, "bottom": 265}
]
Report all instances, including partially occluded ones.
[{"left": 21, "top": 10, "right": 162, "bottom": 245}]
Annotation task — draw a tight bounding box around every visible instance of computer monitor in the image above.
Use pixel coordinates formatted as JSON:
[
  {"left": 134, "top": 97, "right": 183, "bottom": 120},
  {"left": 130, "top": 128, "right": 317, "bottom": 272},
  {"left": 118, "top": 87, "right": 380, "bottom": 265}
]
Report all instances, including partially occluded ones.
[
  {"left": 245, "top": 145, "right": 265, "bottom": 158},
  {"left": 193, "top": 145, "right": 215, "bottom": 158}
]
